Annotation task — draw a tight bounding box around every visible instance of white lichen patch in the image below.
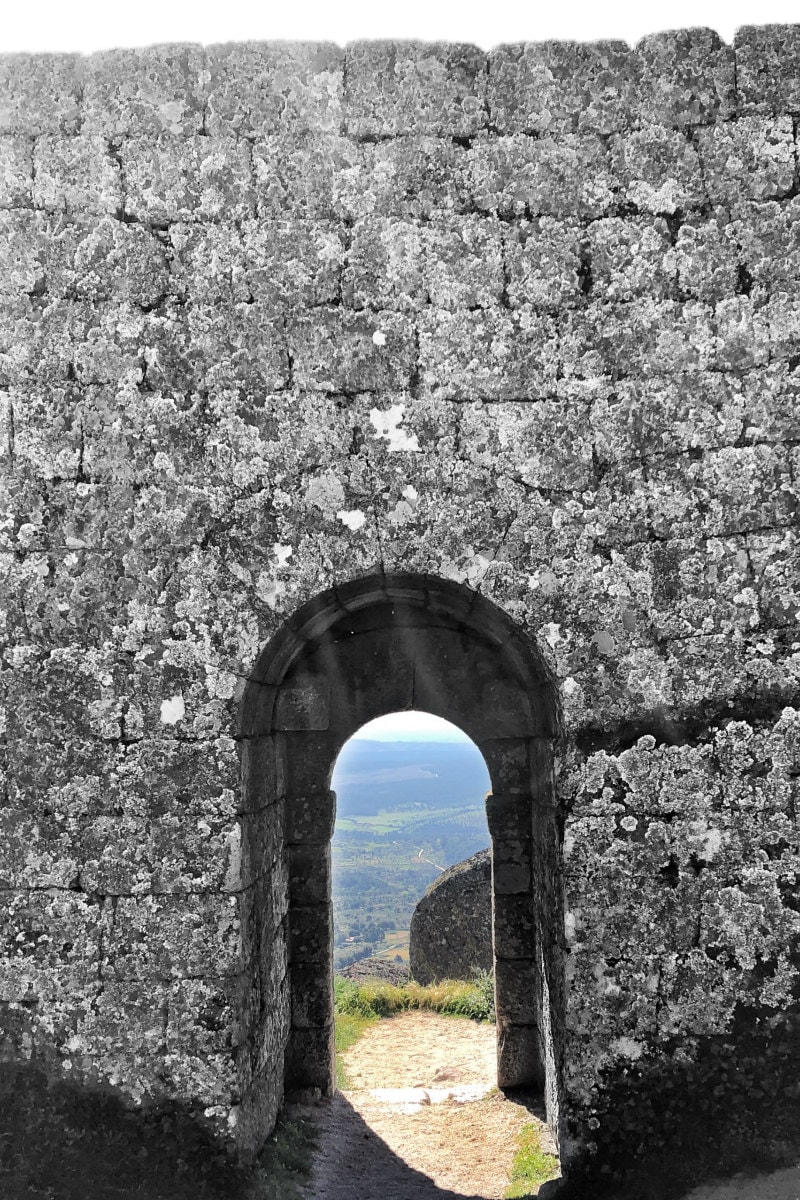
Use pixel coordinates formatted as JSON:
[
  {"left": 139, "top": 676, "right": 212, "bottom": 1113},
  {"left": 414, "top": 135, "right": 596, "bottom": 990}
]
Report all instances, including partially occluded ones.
[
  {"left": 223, "top": 824, "right": 242, "bottom": 893},
  {"left": 543, "top": 622, "right": 562, "bottom": 649},
  {"left": 387, "top": 486, "right": 419, "bottom": 526},
  {"left": 369, "top": 403, "right": 420, "bottom": 452},
  {"left": 159, "top": 694, "right": 185, "bottom": 725},
  {"left": 337, "top": 509, "right": 366, "bottom": 531},
  {"left": 610, "top": 1036, "right": 644, "bottom": 1060},
  {"left": 204, "top": 664, "right": 238, "bottom": 701},
  {"left": 256, "top": 571, "right": 286, "bottom": 610},
  {"left": 688, "top": 820, "right": 724, "bottom": 860},
  {"left": 305, "top": 471, "right": 346, "bottom": 513}
]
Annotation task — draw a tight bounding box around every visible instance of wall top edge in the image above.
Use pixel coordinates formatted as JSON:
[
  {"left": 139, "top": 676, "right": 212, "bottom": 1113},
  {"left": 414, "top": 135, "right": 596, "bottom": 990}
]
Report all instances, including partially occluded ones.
[{"left": 0, "top": 25, "right": 799, "bottom": 63}]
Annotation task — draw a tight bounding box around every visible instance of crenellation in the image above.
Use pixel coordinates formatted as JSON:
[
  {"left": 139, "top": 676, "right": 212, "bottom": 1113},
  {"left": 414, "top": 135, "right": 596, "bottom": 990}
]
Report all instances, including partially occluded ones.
[
  {"left": 0, "top": 53, "right": 82, "bottom": 137},
  {"left": 486, "top": 41, "right": 641, "bottom": 137},
  {"left": 78, "top": 45, "right": 207, "bottom": 138},
  {"left": 634, "top": 28, "right": 736, "bottom": 128},
  {"left": 343, "top": 41, "right": 488, "bottom": 140},
  {"left": 735, "top": 25, "right": 800, "bottom": 116},
  {"left": 203, "top": 42, "right": 345, "bottom": 139}
]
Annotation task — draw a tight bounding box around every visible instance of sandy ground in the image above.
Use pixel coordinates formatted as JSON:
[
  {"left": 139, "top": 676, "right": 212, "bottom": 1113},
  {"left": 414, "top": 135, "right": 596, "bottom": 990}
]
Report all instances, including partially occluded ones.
[
  {"left": 302, "top": 1010, "right": 800, "bottom": 1200},
  {"left": 304, "top": 1010, "right": 556, "bottom": 1200}
]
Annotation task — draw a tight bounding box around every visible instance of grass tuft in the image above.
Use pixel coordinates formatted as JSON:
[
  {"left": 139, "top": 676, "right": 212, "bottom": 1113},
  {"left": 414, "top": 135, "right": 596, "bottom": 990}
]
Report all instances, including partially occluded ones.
[
  {"left": 504, "top": 1122, "right": 560, "bottom": 1198},
  {"left": 333, "top": 969, "right": 495, "bottom": 1023},
  {"left": 246, "top": 1111, "right": 317, "bottom": 1200}
]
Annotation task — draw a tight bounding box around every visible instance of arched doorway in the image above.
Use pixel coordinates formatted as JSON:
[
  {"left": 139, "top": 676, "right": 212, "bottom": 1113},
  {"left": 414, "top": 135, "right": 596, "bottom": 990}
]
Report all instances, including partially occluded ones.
[{"left": 238, "top": 573, "right": 564, "bottom": 1149}]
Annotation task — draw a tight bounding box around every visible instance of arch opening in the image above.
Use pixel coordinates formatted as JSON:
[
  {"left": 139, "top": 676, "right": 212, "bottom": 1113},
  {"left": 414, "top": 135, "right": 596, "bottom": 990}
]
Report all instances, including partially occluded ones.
[
  {"left": 238, "top": 573, "right": 565, "bottom": 1153},
  {"left": 330, "top": 710, "right": 491, "bottom": 978}
]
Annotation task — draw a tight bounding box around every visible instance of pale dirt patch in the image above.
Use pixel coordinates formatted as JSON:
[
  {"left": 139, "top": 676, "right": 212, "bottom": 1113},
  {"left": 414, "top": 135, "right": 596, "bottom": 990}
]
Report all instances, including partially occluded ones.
[
  {"left": 304, "top": 1011, "right": 558, "bottom": 1200},
  {"left": 344, "top": 1009, "right": 497, "bottom": 1091}
]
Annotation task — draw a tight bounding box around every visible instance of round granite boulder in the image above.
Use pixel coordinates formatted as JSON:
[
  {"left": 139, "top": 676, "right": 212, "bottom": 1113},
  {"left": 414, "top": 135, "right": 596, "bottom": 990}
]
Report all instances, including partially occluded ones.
[{"left": 409, "top": 848, "right": 492, "bottom": 984}]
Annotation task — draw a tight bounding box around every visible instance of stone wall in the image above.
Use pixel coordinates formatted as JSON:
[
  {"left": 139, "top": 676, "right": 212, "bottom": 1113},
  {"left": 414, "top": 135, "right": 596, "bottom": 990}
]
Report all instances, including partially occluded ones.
[{"left": 1, "top": 26, "right": 799, "bottom": 1192}]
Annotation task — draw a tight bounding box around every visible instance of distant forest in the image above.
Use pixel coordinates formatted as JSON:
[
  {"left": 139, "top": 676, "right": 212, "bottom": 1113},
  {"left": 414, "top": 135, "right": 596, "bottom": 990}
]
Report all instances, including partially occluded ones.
[{"left": 331, "top": 738, "right": 491, "bottom": 970}]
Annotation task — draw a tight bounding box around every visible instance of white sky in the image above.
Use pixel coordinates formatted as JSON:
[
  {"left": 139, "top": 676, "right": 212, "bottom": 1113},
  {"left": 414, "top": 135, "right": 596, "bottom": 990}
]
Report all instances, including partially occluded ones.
[
  {"left": 2, "top": 0, "right": 798, "bottom": 53},
  {"left": 352, "top": 712, "right": 472, "bottom": 742}
]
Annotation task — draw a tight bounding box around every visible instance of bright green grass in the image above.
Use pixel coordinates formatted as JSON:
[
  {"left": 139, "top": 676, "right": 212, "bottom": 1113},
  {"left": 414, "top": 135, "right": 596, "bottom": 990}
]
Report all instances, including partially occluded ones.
[
  {"left": 334, "top": 971, "right": 495, "bottom": 1022},
  {"left": 504, "top": 1123, "right": 560, "bottom": 1198}
]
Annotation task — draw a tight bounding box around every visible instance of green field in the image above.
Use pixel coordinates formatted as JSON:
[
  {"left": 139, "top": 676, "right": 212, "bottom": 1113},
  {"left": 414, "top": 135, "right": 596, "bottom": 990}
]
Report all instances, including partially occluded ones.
[
  {"left": 330, "top": 736, "right": 491, "bottom": 972},
  {"left": 331, "top": 806, "right": 489, "bottom": 971},
  {"left": 334, "top": 802, "right": 488, "bottom": 836}
]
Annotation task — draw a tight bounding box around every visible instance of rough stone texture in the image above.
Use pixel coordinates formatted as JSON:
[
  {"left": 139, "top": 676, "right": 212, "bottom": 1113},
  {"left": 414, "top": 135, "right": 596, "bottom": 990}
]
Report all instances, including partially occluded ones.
[
  {"left": 339, "top": 957, "right": 410, "bottom": 986},
  {"left": 409, "top": 850, "right": 493, "bottom": 985},
  {"left": 1, "top": 27, "right": 800, "bottom": 1195}
]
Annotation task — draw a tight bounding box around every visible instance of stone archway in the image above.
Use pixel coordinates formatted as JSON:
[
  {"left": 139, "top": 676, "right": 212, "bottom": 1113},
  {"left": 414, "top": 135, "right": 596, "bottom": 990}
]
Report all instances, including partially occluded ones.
[{"left": 238, "top": 573, "right": 565, "bottom": 1149}]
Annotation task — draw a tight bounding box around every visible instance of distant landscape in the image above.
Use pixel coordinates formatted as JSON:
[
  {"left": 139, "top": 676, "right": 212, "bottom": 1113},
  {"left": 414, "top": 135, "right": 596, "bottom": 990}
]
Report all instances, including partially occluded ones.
[{"left": 331, "top": 735, "right": 491, "bottom": 971}]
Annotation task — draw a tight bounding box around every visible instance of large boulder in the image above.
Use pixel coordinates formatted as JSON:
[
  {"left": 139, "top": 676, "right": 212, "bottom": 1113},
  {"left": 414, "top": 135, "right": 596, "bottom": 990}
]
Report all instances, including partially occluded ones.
[
  {"left": 409, "top": 849, "right": 492, "bottom": 984},
  {"left": 339, "top": 957, "right": 410, "bottom": 986}
]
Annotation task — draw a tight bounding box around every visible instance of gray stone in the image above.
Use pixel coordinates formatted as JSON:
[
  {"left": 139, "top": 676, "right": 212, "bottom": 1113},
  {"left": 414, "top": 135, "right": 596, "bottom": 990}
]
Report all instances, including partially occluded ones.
[{"left": 409, "top": 850, "right": 493, "bottom": 984}]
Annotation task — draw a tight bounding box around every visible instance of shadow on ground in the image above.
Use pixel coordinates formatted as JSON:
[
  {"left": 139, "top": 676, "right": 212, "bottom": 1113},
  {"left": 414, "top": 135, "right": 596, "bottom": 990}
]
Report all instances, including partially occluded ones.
[
  {"left": 307, "top": 1090, "right": 535, "bottom": 1200},
  {"left": 0, "top": 1060, "right": 313, "bottom": 1200}
]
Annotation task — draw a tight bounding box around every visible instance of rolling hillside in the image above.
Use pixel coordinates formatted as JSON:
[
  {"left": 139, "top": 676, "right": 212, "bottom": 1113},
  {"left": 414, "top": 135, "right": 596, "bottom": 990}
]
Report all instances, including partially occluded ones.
[{"left": 331, "top": 737, "right": 491, "bottom": 970}]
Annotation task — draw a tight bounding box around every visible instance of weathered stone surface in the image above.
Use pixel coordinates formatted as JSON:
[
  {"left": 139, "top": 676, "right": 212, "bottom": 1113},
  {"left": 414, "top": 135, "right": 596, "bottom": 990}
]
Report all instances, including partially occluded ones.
[
  {"left": 121, "top": 135, "right": 255, "bottom": 225},
  {"left": 80, "top": 45, "right": 206, "bottom": 137},
  {"left": 204, "top": 42, "right": 344, "bottom": 137},
  {"left": 470, "top": 133, "right": 616, "bottom": 220},
  {"left": 343, "top": 215, "right": 504, "bottom": 312},
  {"left": 696, "top": 116, "right": 796, "bottom": 205},
  {"left": 487, "top": 41, "right": 640, "bottom": 136},
  {"left": 409, "top": 850, "right": 492, "bottom": 984},
  {"left": 344, "top": 41, "right": 487, "bottom": 138},
  {"left": 503, "top": 217, "right": 582, "bottom": 310},
  {"left": 634, "top": 28, "right": 735, "bottom": 126},
  {"left": 735, "top": 25, "right": 800, "bottom": 115},
  {"left": 1, "top": 32, "right": 800, "bottom": 1187},
  {"left": 609, "top": 123, "right": 705, "bottom": 214},
  {"left": 0, "top": 54, "right": 82, "bottom": 135}
]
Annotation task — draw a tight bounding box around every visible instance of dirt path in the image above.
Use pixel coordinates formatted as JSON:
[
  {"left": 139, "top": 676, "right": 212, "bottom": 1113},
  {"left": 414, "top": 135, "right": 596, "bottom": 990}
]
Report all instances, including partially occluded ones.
[{"left": 304, "top": 1011, "right": 557, "bottom": 1200}]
